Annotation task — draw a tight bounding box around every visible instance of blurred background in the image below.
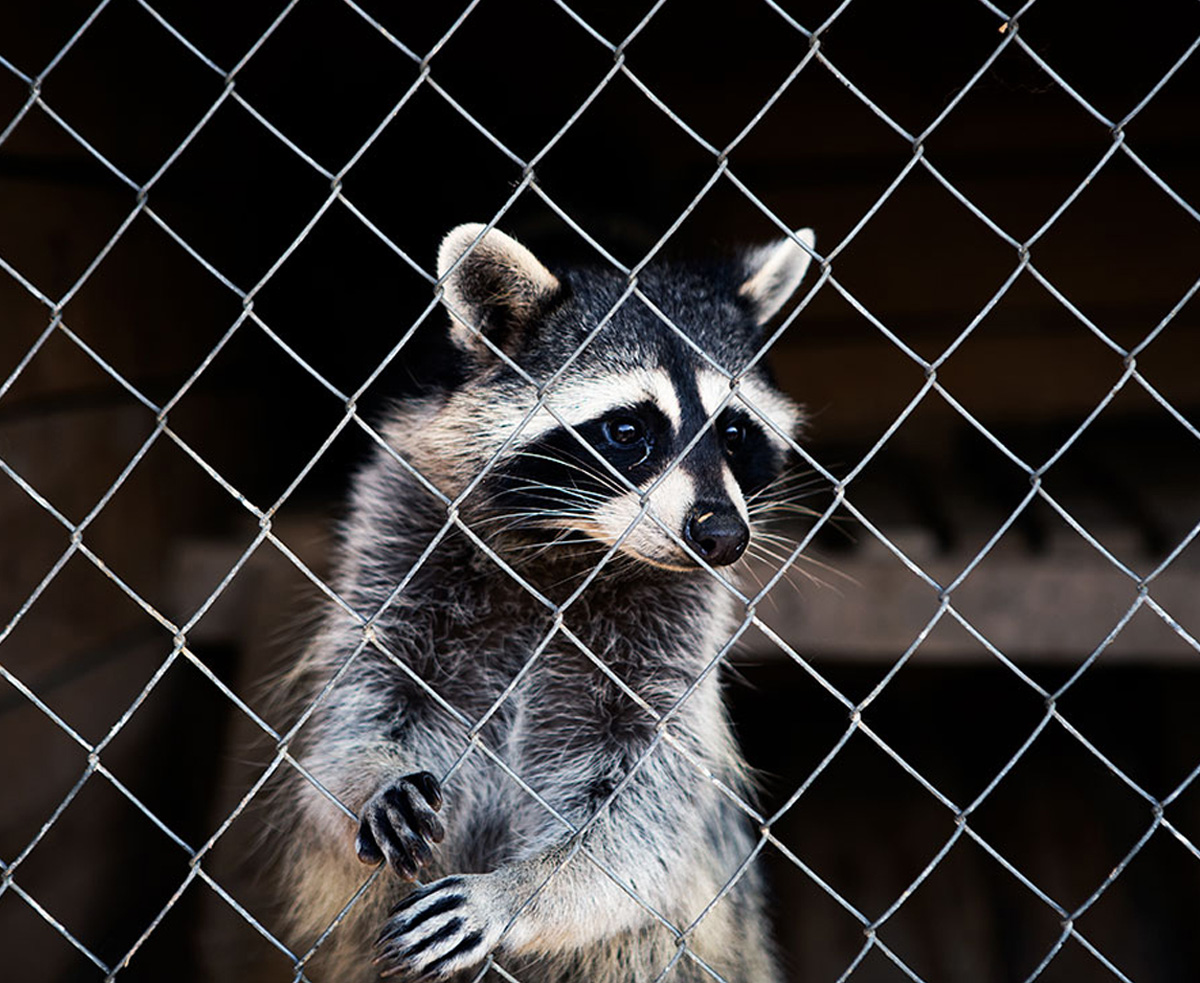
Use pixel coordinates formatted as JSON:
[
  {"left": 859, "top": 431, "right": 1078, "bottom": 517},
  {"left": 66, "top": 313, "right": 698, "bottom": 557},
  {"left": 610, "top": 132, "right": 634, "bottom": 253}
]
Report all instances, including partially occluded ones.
[{"left": 1, "top": 1, "right": 1198, "bottom": 981}]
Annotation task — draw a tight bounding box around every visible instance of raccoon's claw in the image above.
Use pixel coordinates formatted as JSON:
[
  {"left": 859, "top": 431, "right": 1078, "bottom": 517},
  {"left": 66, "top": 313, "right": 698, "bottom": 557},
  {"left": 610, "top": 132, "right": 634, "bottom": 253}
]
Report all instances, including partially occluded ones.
[
  {"left": 356, "top": 772, "right": 445, "bottom": 879},
  {"left": 375, "top": 875, "right": 504, "bottom": 980}
]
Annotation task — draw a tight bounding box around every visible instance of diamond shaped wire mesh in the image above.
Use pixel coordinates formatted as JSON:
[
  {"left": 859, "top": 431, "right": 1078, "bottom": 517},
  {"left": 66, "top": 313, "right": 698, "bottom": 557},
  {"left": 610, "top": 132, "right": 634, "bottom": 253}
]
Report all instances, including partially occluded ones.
[{"left": 1, "top": 1, "right": 1198, "bottom": 981}]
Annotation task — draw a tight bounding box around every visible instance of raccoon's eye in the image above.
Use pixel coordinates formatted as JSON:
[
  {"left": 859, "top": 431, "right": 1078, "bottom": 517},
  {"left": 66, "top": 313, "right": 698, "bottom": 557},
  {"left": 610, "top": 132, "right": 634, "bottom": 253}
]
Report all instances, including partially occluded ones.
[
  {"left": 603, "top": 416, "right": 646, "bottom": 447},
  {"left": 722, "top": 423, "right": 745, "bottom": 452}
]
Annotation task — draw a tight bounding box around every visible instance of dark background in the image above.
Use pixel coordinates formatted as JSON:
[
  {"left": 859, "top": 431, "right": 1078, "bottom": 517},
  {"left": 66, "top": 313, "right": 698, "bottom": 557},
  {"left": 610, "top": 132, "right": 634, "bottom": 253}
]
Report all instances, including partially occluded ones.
[{"left": 1, "top": 1, "right": 1199, "bottom": 981}]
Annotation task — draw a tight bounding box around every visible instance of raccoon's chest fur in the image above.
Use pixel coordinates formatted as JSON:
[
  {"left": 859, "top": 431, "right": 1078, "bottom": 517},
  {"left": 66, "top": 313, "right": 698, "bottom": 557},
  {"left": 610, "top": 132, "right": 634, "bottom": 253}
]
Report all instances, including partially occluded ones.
[
  {"left": 357, "top": 542, "right": 734, "bottom": 871},
  {"left": 398, "top": 556, "right": 726, "bottom": 767}
]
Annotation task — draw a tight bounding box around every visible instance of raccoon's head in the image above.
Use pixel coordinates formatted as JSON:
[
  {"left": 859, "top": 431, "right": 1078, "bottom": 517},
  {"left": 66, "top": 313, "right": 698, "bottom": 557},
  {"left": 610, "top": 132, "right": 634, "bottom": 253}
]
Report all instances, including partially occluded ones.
[{"left": 416, "top": 222, "right": 816, "bottom": 574}]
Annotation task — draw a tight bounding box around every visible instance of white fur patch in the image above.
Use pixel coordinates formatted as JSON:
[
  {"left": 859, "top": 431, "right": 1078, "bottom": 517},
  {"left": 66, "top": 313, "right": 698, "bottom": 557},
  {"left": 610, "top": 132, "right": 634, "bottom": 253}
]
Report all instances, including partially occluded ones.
[
  {"left": 646, "top": 466, "right": 698, "bottom": 541},
  {"left": 587, "top": 466, "right": 699, "bottom": 569},
  {"left": 722, "top": 464, "right": 750, "bottom": 525},
  {"left": 695, "top": 369, "right": 799, "bottom": 448},
  {"left": 647, "top": 368, "right": 683, "bottom": 431},
  {"left": 515, "top": 368, "right": 684, "bottom": 443},
  {"left": 695, "top": 370, "right": 729, "bottom": 420}
]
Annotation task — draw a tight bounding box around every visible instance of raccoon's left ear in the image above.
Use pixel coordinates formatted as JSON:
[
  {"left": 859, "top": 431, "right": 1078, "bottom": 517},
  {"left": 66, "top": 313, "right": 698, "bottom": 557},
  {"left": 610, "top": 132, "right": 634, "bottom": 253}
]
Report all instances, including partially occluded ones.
[
  {"left": 437, "top": 223, "right": 562, "bottom": 357},
  {"left": 737, "top": 228, "right": 817, "bottom": 326}
]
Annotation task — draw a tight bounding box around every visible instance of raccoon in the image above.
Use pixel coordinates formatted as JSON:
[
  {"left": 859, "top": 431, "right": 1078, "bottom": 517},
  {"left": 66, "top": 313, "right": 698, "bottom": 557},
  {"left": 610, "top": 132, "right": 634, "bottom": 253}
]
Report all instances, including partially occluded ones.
[{"left": 276, "top": 221, "right": 816, "bottom": 983}]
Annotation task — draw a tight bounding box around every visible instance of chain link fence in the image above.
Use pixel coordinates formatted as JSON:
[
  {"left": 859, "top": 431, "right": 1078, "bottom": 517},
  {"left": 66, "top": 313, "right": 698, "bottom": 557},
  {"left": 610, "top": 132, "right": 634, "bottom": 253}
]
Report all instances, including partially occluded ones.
[{"left": 2, "top": 1, "right": 1199, "bottom": 981}]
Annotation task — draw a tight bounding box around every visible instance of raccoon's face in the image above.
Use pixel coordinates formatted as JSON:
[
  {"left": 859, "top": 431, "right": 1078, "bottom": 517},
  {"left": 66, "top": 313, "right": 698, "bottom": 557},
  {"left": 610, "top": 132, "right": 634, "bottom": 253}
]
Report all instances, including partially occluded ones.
[
  {"left": 424, "top": 223, "right": 816, "bottom": 573},
  {"left": 478, "top": 358, "right": 801, "bottom": 572}
]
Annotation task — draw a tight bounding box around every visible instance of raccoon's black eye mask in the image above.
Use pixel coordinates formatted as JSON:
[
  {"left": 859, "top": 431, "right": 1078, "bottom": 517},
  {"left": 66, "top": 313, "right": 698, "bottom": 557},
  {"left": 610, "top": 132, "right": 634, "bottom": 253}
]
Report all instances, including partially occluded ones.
[{"left": 715, "top": 408, "right": 778, "bottom": 498}]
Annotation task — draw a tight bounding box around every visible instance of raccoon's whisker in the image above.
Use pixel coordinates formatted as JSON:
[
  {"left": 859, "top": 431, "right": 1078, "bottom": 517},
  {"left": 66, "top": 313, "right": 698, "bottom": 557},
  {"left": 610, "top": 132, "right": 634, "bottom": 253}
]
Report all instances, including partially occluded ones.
[
  {"left": 506, "top": 450, "right": 628, "bottom": 497},
  {"left": 748, "top": 549, "right": 807, "bottom": 579},
  {"left": 753, "top": 508, "right": 859, "bottom": 547},
  {"left": 748, "top": 532, "right": 856, "bottom": 590},
  {"left": 746, "top": 483, "right": 805, "bottom": 507},
  {"left": 747, "top": 501, "right": 821, "bottom": 520},
  {"left": 745, "top": 468, "right": 825, "bottom": 505},
  {"left": 474, "top": 503, "right": 593, "bottom": 522},
  {"left": 477, "top": 510, "right": 592, "bottom": 539},
  {"left": 748, "top": 489, "right": 822, "bottom": 508},
  {"left": 789, "top": 553, "right": 856, "bottom": 586},
  {"left": 471, "top": 491, "right": 606, "bottom": 525},
  {"left": 745, "top": 543, "right": 833, "bottom": 592},
  {"left": 770, "top": 464, "right": 823, "bottom": 486},
  {"left": 493, "top": 467, "right": 613, "bottom": 494},
  {"left": 736, "top": 556, "right": 770, "bottom": 595},
  {"left": 471, "top": 483, "right": 615, "bottom": 524},
  {"left": 745, "top": 538, "right": 795, "bottom": 564},
  {"left": 481, "top": 521, "right": 575, "bottom": 541},
  {"left": 753, "top": 530, "right": 827, "bottom": 566},
  {"left": 507, "top": 539, "right": 578, "bottom": 553},
  {"left": 503, "top": 528, "right": 596, "bottom": 551},
  {"left": 485, "top": 493, "right": 598, "bottom": 511},
  {"left": 477, "top": 481, "right": 610, "bottom": 509},
  {"left": 750, "top": 560, "right": 813, "bottom": 600},
  {"left": 751, "top": 529, "right": 803, "bottom": 547},
  {"left": 752, "top": 529, "right": 852, "bottom": 573},
  {"left": 733, "top": 557, "right": 797, "bottom": 616},
  {"left": 507, "top": 533, "right": 610, "bottom": 565},
  {"left": 739, "top": 544, "right": 799, "bottom": 598}
]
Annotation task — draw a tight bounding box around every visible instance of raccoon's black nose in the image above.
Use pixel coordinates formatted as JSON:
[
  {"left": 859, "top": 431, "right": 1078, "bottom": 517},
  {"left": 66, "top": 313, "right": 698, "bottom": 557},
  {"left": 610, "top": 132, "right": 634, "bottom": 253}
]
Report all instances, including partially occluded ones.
[{"left": 684, "top": 504, "right": 749, "bottom": 567}]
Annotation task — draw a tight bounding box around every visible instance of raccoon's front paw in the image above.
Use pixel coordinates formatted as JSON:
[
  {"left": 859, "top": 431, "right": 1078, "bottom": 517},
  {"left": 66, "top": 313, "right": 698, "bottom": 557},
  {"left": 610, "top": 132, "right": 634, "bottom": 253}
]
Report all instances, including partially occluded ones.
[
  {"left": 356, "top": 771, "right": 445, "bottom": 880},
  {"left": 375, "top": 874, "right": 507, "bottom": 980}
]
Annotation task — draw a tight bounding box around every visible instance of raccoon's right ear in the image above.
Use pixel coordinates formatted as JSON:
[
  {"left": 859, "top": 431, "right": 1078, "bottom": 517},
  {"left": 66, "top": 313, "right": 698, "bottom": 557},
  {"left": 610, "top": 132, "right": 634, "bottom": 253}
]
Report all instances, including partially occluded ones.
[
  {"left": 738, "top": 228, "right": 817, "bottom": 326},
  {"left": 437, "top": 223, "right": 562, "bottom": 357}
]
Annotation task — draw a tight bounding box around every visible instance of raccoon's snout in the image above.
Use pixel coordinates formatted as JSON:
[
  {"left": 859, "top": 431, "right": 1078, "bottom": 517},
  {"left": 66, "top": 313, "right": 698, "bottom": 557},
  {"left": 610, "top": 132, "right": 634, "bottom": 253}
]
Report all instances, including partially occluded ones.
[{"left": 684, "top": 503, "right": 749, "bottom": 567}]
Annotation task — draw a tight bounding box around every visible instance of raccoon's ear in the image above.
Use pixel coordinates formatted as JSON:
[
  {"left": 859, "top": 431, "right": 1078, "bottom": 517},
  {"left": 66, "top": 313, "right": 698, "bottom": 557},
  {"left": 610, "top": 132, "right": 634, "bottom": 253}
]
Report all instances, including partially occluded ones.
[
  {"left": 737, "top": 228, "right": 817, "bottom": 326},
  {"left": 437, "top": 223, "right": 561, "bottom": 356}
]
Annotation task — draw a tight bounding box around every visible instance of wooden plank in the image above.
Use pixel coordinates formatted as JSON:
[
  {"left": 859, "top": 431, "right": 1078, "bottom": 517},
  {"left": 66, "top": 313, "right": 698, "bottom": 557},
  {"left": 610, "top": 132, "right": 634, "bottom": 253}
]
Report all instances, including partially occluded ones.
[{"left": 743, "top": 530, "right": 1200, "bottom": 663}]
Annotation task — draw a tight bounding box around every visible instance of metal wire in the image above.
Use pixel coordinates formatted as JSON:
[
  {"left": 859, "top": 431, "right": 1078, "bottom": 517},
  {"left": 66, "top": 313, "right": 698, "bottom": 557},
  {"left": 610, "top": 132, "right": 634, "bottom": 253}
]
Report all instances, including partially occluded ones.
[{"left": 1, "top": 1, "right": 1197, "bottom": 981}]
